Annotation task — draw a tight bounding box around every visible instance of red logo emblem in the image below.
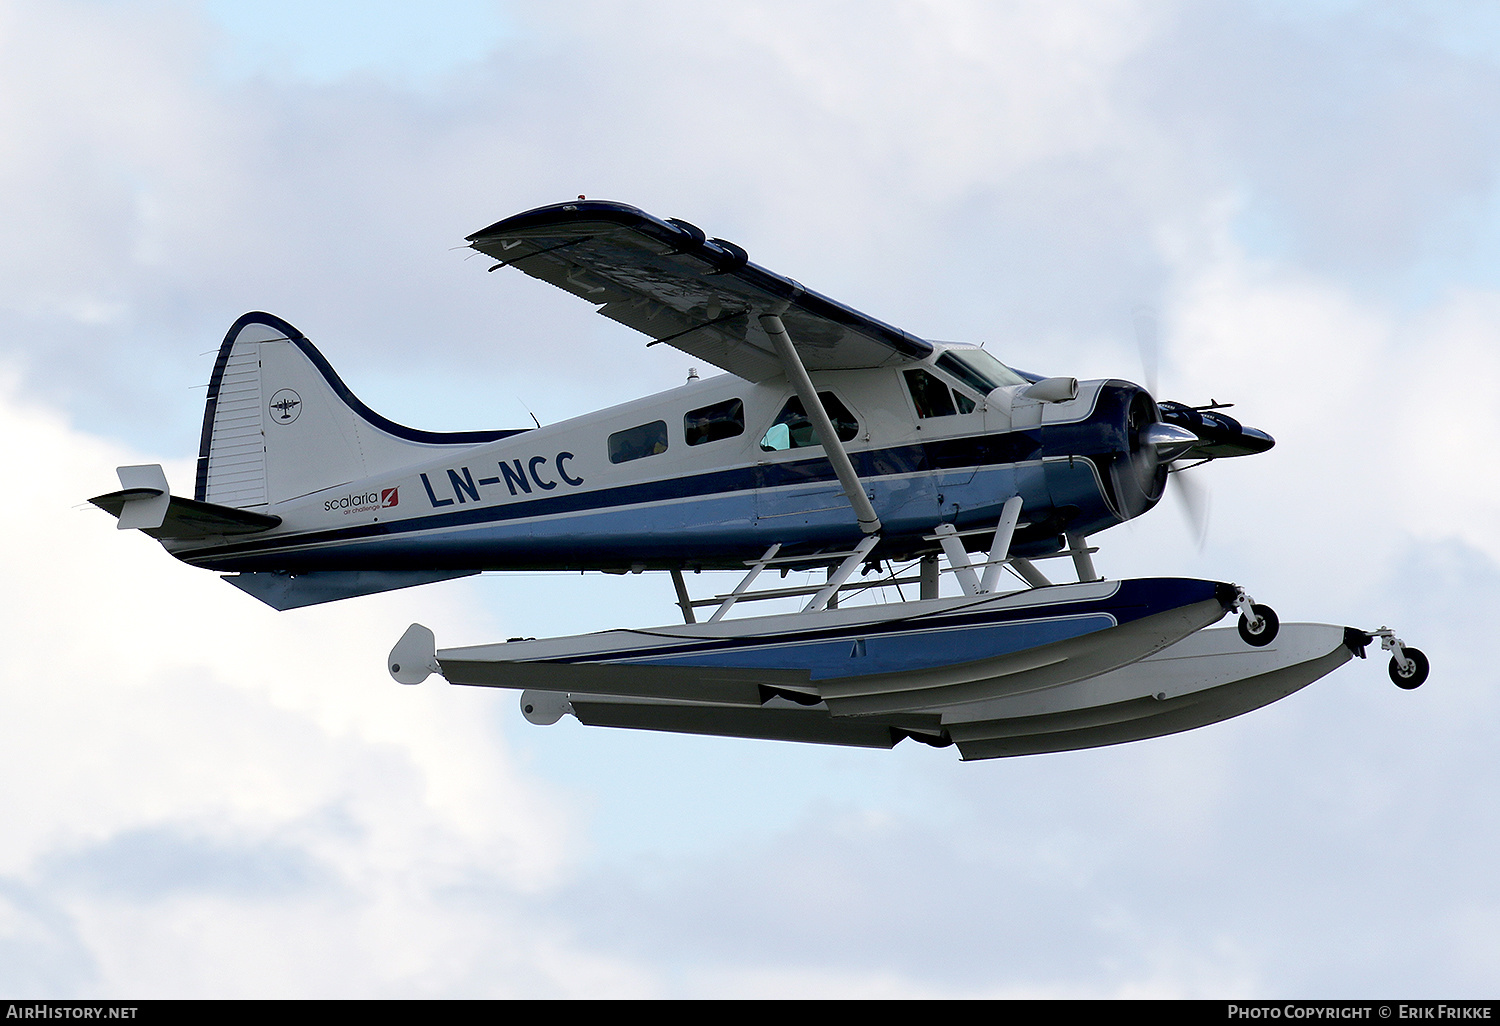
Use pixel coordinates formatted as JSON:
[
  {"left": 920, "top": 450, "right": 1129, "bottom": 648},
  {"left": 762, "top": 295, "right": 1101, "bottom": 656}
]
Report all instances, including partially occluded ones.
[{"left": 381, "top": 488, "right": 399, "bottom": 508}]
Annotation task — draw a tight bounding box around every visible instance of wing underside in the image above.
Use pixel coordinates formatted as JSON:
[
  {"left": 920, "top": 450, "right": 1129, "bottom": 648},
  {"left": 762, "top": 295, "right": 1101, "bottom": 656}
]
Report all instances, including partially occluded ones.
[{"left": 467, "top": 200, "right": 933, "bottom": 381}]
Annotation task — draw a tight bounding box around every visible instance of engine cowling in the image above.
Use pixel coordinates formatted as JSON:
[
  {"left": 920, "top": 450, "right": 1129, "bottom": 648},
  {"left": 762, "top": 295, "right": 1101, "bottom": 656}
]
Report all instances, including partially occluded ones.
[{"left": 1039, "top": 382, "right": 1193, "bottom": 526}]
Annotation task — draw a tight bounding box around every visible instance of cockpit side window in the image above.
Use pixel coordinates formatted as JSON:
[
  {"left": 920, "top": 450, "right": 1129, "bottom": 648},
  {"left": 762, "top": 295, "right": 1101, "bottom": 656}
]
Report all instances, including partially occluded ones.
[
  {"left": 759, "top": 392, "right": 859, "bottom": 452},
  {"left": 904, "top": 368, "right": 958, "bottom": 419}
]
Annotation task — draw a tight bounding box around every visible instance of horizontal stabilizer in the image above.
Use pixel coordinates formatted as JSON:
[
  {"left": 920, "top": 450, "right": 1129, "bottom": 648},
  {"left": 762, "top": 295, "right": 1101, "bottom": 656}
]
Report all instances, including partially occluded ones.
[
  {"left": 224, "top": 569, "right": 480, "bottom": 610},
  {"left": 91, "top": 491, "right": 282, "bottom": 538},
  {"left": 92, "top": 464, "right": 282, "bottom": 539}
]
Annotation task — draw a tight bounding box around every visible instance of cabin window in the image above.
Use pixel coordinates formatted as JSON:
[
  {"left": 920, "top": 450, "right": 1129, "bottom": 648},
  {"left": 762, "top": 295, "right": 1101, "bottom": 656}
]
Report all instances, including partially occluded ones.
[
  {"left": 904, "top": 369, "right": 958, "bottom": 419},
  {"left": 684, "top": 397, "right": 745, "bottom": 446},
  {"left": 608, "top": 420, "right": 669, "bottom": 464},
  {"left": 759, "top": 392, "right": 859, "bottom": 452}
]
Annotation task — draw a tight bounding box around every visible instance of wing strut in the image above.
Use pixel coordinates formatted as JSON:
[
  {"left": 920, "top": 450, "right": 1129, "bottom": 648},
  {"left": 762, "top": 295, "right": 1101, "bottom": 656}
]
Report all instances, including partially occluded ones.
[
  {"left": 804, "top": 534, "right": 882, "bottom": 612},
  {"left": 979, "top": 496, "right": 1024, "bottom": 594},
  {"left": 670, "top": 569, "right": 697, "bottom": 624},
  {"left": 760, "top": 312, "right": 882, "bottom": 535},
  {"left": 709, "top": 543, "right": 783, "bottom": 623}
]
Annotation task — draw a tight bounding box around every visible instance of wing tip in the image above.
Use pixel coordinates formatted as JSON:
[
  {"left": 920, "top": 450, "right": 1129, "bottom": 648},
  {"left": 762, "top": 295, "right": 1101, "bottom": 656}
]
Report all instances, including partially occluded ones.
[{"left": 466, "top": 198, "right": 654, "bottom": 243}]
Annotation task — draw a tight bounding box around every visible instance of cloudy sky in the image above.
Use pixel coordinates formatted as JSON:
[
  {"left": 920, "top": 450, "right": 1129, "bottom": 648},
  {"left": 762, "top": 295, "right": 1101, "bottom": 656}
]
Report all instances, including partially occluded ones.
[{"left": 3, "top": 0, "right": 1498, "bottom": 997}]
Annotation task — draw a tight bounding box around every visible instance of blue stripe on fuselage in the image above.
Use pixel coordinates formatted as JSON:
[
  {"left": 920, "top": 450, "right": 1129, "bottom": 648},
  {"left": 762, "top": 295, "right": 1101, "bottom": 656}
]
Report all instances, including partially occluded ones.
[{"left": 181, "top": 426, "right": 1124, "bottom": 572}]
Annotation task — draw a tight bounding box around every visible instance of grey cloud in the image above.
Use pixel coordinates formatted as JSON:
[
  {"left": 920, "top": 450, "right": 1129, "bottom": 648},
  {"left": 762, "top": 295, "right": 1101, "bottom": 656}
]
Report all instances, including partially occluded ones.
[
  {"left": 45, "top": 824, "right": 335, "bottom": 901},
  {"left": 0, "top": 878, "right": 98, "bottom": 994},
  {"left": 1134, "top": 3, "right": 1500, "bottom": 291}
]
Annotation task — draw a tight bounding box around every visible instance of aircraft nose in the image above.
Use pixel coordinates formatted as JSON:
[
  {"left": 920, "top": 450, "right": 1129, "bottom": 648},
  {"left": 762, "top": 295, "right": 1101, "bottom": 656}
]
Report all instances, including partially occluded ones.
[{"left": 1141, "top": 421, "right": 1198, "bottom": 462}]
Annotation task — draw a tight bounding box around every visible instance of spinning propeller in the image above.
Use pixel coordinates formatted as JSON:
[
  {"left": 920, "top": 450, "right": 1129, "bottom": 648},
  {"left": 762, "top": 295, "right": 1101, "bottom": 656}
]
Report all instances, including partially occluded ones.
[{"left": 1129, "top": 308, "right": 1273, "bottom": 548}]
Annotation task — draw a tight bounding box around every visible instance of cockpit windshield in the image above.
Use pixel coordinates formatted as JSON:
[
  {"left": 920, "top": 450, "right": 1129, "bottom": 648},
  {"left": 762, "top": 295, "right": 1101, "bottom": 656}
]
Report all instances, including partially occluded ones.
[{"left": 935, "top": 347, "right": 1029, "bottom": 394}]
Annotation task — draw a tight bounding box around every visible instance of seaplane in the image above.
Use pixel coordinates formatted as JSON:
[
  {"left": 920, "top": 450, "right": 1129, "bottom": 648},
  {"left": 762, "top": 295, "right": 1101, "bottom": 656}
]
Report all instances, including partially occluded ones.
[{"left": 90, "top": 199, "right": 1429, "bottom": 759}]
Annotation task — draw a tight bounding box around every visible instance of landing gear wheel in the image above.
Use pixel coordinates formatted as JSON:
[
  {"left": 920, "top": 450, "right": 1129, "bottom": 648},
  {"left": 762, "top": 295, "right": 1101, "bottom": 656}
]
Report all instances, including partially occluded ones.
[
  {"left": 1389, "top": 647, "right": 1429, "bottom": 689},
  {"left": 1238, "top": 604, "right": 1279, "bottom": 647}
]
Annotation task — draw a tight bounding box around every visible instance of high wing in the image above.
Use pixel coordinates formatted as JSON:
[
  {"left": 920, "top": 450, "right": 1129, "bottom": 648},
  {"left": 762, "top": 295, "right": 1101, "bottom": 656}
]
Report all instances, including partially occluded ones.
[{"left": 467, "top": 200, "right": 933, "bottom": 382}]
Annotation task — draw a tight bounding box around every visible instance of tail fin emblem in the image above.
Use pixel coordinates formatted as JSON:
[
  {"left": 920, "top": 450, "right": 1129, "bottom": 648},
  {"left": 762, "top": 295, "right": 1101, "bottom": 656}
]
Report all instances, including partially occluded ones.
[{"left": 269, "top": 389, "right": 302, "bottom": 424}]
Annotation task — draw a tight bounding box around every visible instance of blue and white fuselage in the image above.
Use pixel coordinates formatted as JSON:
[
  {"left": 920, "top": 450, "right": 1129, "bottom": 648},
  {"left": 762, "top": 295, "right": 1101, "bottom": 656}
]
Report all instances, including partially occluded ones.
[{"left": 166, "top": 312, "right": 1168, "bottom": 578}]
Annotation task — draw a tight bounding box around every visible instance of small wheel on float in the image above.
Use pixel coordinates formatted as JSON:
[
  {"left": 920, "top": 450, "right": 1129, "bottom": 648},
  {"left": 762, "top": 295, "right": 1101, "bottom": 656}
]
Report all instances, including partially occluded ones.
[
  {"left": 1237, "top": 603, "right": 1279, "bottom": 647},
  {"left": 1389, "top": 647, "right": 1429, "bottom": 689}
]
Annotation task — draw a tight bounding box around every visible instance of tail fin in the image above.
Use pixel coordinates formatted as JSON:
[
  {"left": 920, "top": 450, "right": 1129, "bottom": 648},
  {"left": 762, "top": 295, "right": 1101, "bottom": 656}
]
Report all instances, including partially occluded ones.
[{"left": 196, "top": 312, "right": 523, "bottom": 508}]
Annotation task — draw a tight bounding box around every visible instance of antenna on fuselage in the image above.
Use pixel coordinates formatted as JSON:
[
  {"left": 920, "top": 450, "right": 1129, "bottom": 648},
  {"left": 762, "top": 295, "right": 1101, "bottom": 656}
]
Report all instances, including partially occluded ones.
[{"left": 514, "top": 395, "right": 543, "bottom": 429}]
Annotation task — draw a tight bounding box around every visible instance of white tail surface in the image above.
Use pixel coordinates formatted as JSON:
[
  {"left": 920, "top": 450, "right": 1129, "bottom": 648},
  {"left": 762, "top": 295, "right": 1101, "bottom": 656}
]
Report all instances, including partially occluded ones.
[{"left": 197, "top": 313, "right": 520, "bottom": 508}]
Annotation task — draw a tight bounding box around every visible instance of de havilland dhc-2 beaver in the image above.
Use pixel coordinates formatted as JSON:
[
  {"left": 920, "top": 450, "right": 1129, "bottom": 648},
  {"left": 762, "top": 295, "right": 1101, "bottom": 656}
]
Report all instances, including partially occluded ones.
[{"left": 91, "top": 199, "right": 1429, "bottom": 760}]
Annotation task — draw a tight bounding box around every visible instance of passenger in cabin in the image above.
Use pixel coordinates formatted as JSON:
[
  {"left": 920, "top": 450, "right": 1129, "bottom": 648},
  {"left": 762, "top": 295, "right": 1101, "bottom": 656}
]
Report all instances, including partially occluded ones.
[
  {"left": 759, "top": 393, "right": 858, "bottom": 452},
  {"left": 608, "top": 420, "right": 669, "bottom": 464}
]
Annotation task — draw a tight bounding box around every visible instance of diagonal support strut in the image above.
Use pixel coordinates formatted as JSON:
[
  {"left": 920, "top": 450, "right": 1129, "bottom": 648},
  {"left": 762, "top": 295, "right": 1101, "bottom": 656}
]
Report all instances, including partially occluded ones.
[{"left": 760, "top": 313, "right": 882, "bottom": 535}]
